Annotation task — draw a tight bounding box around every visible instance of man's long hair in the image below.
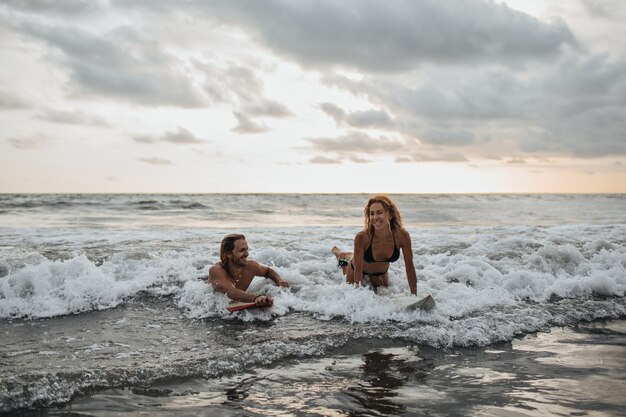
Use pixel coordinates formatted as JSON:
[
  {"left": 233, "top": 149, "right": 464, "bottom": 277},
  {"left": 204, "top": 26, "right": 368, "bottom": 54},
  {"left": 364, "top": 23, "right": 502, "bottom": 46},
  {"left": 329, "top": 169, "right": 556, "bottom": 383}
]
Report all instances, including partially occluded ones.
[{"left": 220, "top": 234, "right": 245, "bottom": 265}]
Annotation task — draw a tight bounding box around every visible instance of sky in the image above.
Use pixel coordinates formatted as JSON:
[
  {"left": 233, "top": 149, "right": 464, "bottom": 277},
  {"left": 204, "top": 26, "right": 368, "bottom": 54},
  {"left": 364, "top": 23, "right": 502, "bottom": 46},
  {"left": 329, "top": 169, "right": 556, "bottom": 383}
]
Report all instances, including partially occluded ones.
[{"left": 0, "top": 0, "right": 625, "bottom": 194}]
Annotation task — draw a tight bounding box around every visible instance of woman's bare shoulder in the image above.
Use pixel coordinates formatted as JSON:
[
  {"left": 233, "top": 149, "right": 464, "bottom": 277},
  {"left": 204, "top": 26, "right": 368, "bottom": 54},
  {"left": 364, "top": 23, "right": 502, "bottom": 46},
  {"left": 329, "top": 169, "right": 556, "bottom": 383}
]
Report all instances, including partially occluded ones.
[
  {"left": 355, "top": 229, "right": 370, "bottom": 238},
  {"left": 396, "top": 227, "right": 412, "bottom": 241},
  {"left": 354, "top": 229, "right": 370, "bottom": 245}
]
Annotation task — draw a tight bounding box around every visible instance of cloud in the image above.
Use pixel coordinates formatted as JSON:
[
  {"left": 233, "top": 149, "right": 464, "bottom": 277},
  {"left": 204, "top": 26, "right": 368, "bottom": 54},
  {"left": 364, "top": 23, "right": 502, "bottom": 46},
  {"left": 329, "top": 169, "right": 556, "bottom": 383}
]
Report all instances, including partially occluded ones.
[
  {"left": 133, "top": 127, "right": 207, "bottom": 145},
  {"left": 310, "top": 155, "right": 341, "bottom": 164},
  {"left": 349, "top": 155, "right": 372, "bottom": 163},
  {"left": 581, "top": 0, "right": 613, "bottom": 18},
  {"left": 196, "top": 60, "right": 292, "bottom": 126},
  {"left": 396, "top": 151, "right": 469, "bottom": 162},
  {"left": 0, "top": 90, "right": 29, "bottom": 109},
  {"left": 7, "top": 133, "right": 54, "bottom": 149},
  {"left": 320, "top": 103, "right": 392, "bottom": 128},
  {"left": 408, "top": 152, "right": 468, "bottom": 162},
  {"left": 1, "top": 0, "right": 104, "bottom": 16},
  {"left": 231, "top": 112, "right": 269, "bottom": 134},
  {"left": 305, "top": 130, "right": 471, "bottom": 162},
  {"left": 198, "top": 0, "right": 576, "bottom": 72},
  {"left": 306, "top": 131, "right": 403, "bottom": 154},
  {"left": 319, "top": 102, "right": 475, "bottom": 146},
  {"left": 421, "top": 129, "right": 475, "bottom": 146},
  {"left": 13, "top": 22, "right": 204, "bottom": 107},
  {"left": 323, "top": 49, "right": 626, "bottom": 157},
  {"left": 36, "top": 109, "right": 110, "bottom": 127},
  {"left": 199, "top": 60, "right": 264, "bottom": 105},
  {"left": 137, "top": 157, "right": 172, "bottom": 165},
  {"left": 319, "top": 103, "right": 346, "bottom": 126},
  {"left": 161, "top": 127, "right": 206, "bottom": 144},
  {"left": 243, "top": 99, "right": 291, "bottom": 118}
]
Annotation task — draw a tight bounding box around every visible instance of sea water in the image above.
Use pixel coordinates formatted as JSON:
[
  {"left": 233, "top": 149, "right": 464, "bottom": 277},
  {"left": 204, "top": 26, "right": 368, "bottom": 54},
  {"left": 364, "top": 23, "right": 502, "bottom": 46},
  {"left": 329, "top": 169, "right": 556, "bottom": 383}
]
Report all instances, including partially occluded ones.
[{"left": 1, "top": 194, "right": 625, "bottom": 415}]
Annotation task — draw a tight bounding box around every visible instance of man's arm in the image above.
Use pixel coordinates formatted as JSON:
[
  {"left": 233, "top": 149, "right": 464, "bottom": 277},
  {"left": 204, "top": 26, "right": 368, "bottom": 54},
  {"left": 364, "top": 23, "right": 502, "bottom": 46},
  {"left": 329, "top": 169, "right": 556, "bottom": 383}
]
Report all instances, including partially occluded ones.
[
  {"left": 208, "top": 265, "right": 261, "bottom": 303},
  {"left": 255, "top": 261, "right": 289, "bottom": 288}
]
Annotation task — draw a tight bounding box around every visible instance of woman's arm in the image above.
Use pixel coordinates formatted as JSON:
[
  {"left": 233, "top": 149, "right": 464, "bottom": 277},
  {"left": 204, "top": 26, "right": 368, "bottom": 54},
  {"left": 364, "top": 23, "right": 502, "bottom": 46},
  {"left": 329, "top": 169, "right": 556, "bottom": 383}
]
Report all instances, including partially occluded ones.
[
  {"left": 399, "top": 228, "right": 417, "bottom": 295},
  {"left": 352, "top": 232, "right": 368, "bottom": 286}
]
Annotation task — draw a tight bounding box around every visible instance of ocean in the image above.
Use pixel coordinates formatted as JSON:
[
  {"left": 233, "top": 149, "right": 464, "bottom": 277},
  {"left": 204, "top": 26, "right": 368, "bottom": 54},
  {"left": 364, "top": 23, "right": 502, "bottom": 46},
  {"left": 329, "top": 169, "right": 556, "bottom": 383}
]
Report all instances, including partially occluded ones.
[{"left": 1, "top": 193, "right": 625, "bottom": 416}]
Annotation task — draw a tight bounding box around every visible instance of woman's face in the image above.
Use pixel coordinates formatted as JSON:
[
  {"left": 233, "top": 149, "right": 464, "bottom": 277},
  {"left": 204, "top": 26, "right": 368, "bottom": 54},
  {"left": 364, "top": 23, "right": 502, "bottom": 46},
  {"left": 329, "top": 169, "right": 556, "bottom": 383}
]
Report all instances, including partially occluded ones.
[{"left": 368, "top": 202, "right": 389, "bottom": 230}]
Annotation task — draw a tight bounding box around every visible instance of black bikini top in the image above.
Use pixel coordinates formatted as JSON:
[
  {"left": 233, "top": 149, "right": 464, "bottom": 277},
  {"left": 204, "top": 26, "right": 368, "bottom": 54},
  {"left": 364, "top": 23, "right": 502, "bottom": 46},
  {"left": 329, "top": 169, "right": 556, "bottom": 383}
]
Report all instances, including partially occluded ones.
[{"left": 364, "top": 231, "right": 400, "bottom": 263}]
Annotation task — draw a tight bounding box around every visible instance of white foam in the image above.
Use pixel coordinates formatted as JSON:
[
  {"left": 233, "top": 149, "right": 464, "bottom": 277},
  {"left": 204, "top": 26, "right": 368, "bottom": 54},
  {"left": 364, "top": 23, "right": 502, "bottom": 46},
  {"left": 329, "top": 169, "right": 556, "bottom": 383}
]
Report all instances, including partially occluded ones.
[
  {"left": 0, "top": 249, "right": 200, "bottom": 319},
  {"left": 2, "top": 223, "right": 625, "bottom": 348}
]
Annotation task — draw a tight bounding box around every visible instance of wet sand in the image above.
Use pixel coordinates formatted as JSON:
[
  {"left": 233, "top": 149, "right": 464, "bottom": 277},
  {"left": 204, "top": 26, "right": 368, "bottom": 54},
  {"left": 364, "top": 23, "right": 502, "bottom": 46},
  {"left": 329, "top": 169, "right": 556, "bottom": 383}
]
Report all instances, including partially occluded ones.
[{"left": 40, "top": 318, "right": 626, "bottom": 417}]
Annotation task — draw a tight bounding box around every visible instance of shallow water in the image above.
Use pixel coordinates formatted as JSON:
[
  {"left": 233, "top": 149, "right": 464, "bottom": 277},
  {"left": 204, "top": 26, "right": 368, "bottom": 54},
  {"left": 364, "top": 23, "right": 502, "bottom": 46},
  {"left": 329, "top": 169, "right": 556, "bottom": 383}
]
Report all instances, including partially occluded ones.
[
  {"left": 31, "top": 319, "right": 625, "bottom": 417},
  {"left": 1, "top": 194, "right": 625, "bottom": 414}
]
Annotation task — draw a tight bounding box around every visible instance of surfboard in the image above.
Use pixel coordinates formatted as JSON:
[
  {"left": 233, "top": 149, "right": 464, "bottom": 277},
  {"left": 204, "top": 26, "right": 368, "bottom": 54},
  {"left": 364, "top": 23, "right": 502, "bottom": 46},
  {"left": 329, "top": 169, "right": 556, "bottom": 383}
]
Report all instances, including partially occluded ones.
[
  {"left": 392, "top": 294, "right": 436, "bottom": 312},
  {"left": 226, "top": 301, "right": 257, "bottom": 312}
]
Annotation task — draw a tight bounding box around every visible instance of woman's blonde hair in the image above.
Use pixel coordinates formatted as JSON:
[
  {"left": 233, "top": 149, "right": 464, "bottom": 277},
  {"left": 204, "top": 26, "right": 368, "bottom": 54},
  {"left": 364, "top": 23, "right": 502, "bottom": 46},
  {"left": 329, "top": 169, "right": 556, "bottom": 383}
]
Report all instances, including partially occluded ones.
[
  {"left": 219, "top": 233, "right": 246, "bottom": 265},
  {"left": 363, "top": 195, "right": 403, "bottom": 232}
]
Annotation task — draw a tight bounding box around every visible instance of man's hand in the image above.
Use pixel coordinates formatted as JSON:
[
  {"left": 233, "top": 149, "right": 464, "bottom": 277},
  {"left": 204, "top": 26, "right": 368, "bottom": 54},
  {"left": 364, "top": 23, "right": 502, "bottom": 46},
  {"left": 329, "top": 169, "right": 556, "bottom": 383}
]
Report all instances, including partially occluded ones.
[
  {"left": 275, "top": 278, "right": 289, "bottom": 288},
  {"left": 254, "top": 295, "right": 273, "bottom": 307}
]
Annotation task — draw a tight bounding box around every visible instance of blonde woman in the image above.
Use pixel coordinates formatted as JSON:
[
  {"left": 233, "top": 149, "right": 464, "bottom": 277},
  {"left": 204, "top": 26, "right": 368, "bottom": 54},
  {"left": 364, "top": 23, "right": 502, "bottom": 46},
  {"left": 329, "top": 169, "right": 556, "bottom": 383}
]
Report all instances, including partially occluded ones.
[{"left": 332, "top": 195, "right": 417, "bottom": 295}]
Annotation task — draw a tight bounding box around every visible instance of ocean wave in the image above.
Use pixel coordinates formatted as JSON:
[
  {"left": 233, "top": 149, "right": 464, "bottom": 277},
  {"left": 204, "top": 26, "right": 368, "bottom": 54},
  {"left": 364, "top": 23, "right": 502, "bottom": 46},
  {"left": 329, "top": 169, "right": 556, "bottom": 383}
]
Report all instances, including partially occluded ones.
[
  {"left": 2, "top": 224, "right": 625, "bottom": 323},
  {"left": 0, "top": 251, "right": 197, "bottom": 319},
  {"left": 0, "top": 328, "right": 352, "bottom": 412},
  {"left": 1, "top": 297, "right": 624, "bottom": 412}
]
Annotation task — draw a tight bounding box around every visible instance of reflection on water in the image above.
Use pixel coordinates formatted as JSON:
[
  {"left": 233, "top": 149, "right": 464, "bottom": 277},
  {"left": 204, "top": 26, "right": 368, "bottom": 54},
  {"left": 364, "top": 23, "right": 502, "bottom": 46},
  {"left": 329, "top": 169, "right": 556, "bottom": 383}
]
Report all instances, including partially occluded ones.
[
  {"left": 46, "top": 321, "right": 626, "bottom": 417},
  {"left": 346, "top": 349, "right": 435, "bottom": 416}
]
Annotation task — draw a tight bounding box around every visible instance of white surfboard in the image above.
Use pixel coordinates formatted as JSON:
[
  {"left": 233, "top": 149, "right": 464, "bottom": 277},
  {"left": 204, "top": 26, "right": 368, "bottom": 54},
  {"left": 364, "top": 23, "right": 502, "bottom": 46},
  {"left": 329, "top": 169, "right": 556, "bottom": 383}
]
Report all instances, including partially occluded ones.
[{"left": 392, "top": 294, "right": 436, "bottom": 312}]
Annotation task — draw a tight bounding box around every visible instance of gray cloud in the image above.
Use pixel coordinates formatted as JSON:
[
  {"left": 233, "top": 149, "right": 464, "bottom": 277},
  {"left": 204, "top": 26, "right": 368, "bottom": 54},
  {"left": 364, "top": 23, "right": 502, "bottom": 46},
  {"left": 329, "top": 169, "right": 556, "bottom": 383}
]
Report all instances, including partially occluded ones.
[
  {"left": 395, "top": 152, "right": 468, "bottom": 163},
  {"left": 14, "top": 22, "right": 204, "bottom": 107},
  {"left": 0, "top": 90, "right": 29, "bottom": 109},
  {"left": 196, "top": 60, "right": 292, "bottom": 125},
  {"left": 349, "top": 155, "right": 372, "bottom": 163},
  {"left": 306, "top": 131, "right": 403, "bottom": 153},
  {"left": 137, "top": 157, "right": 172, "bottom": 165},
  {"left": 324, "top": 49, "right": 626, "bottom": 157},
  {"left": 199, "top": 60, "right": 264, "bottom": 105},
  {"left": 36, "top": 109, "right": 110, "bottom": 127},
  {"left": 243, "top": 99, "right": 291, "bottom": 118},
  {"left": 133, "top": 127, "right": 207, "bottom": 145},
  {"left": 408, "top": 152, "right": 469, "bottom": 163},
  {"left": 306, "top": 128, "right": 473, "bottom": 162},
  {"left": 421, "top": 129, "right": 475, "bottom": 146},
  {"left": 319, "top": 103, "right": 345, "bottom": 126},
  {"left": 3, "top": 0, "right": 623, "bottom": 165},
  {"left": 319, "top": 102, "right": 476, "bottom": 147},
  {"left": 310, "top": 155, "right": 341, "bottom": 164},
  {"left": 346, "top": 109, "right": 392, "bottom": 128},
  {"left": 1, "top": 0, "right": 104, "bottom": 16},
  {"left": 232, "top": 112, "right": 269, "bottom": 134},
  {"left": 196, "top": 0, "right": 576, "bottom": 72},
  {"left": 581, "top": 0, "right": 613, "bottom": 18},
  {"left": 320, "top": 103, "right": 392, "bottom": 128},
  {"left": 7, "top": 133, "right": 53, "bottom": 149}
]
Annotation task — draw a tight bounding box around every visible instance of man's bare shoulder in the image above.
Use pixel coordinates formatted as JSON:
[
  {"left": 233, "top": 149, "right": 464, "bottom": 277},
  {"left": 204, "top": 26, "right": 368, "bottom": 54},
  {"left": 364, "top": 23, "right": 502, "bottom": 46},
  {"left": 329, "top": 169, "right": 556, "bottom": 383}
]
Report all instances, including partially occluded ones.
[
  {"left": 245, "top": 259, "right": 265, "bottom": 273},
  {"left": 208, "top": 263, "right": 227, "bottom": 281}
]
